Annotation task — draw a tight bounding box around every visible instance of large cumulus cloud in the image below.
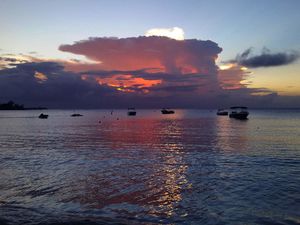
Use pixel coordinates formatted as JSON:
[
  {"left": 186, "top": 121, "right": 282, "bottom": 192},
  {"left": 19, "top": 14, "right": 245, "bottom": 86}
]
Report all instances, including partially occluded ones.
[
  {"left": 59, "top": 36, "right": 222, "bottom": 77},
  {"left": 58, "top": 36, "right": 226, "bottom": 96},
  {"left": 1, "top": 36, "right": 298, "bottom": 108}
]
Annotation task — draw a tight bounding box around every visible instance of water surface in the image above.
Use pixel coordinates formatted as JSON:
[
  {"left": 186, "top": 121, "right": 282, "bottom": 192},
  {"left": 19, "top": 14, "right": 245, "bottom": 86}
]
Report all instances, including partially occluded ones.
[{"left": 0, "top": 109, "right": 299, "bottom": 224}]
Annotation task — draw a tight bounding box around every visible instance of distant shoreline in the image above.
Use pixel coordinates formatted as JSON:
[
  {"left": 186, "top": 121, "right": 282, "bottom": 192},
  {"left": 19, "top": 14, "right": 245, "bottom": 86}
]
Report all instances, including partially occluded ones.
[
  {"left": 0, "top": 101, "right": 47, "bottom": 110},
  {"left": 21, "top": 108, "right": 300, "bottom": 110},
  {"left": 0, "top": 108, "right": 48, "bottom": 110}
]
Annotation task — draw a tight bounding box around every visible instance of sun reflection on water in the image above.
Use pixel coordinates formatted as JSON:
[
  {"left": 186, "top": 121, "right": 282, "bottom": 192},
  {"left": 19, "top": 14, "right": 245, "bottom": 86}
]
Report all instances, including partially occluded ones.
[{"left": 148, "top": 142, "right": 189, "bottom": 218}]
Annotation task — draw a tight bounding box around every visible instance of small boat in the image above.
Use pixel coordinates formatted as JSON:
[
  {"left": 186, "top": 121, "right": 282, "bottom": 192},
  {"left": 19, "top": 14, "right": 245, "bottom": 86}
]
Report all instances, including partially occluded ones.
[
  {"left": 217, "top": 109, "right": 228, "bottom": 116},
  {"left": 38, "top": 113, "right": 48, "bottom": 119},
  {"left": 229, "top": 106, "right": 249, "bottom": 119},
  {"left": 71, "top": 113, "right": 83, "bottom": 117},
  {"left": 161, "top": 108, "right": 175, "bottom": 114},
  {"left": 127, "top": 108, "right": 136, "bottom": 116}
]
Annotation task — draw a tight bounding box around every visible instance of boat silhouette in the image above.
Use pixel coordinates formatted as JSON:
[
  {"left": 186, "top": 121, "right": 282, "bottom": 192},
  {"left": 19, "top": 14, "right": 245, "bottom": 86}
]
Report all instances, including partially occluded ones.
[
  {"left": 38, "top": 113, "right": 48, "bottom": 119},
  {"left": 161, "top": 108, "right": 175, "bottom": 114},
  {"left": 127, "top": 108, "right": 137, "bottom": 116},
  {"left": 217, "top": 109, "right": 228, "bottom": 116},
  {"left": 229, "top": 106, "right": 249, "bottom": 119}
]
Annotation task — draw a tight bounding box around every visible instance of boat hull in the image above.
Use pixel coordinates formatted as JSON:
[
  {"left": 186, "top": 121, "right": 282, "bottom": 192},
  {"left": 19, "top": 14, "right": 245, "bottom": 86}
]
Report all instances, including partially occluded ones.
[
  {"left": 71, "top": 114, "right": 83, "bottom": 117},
  {"left": 217, "top": 112, "right": 228, "bottom": 116},
  {"left": 161, "top": 110, "right": 175, "bottom": 114},
  {"left": 127, "top": 112, "right": 136, "bottom": 116},
  {"left": 38, "top": 115, "right": 48, "bottom": 119},
  {"left": 229, "top": 112, "right": 249, "bottom": 119}
]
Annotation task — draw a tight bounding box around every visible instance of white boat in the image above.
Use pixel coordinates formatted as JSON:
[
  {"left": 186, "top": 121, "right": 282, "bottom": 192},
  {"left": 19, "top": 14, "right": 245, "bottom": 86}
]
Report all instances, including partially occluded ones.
[{"left": 127, "top": 108, "right": 136, "bottom": 116}]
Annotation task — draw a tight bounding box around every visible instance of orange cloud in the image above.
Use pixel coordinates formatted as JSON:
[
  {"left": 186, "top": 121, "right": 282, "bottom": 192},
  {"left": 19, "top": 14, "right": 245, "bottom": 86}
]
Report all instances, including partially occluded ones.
[{"left": 94, "top": 74, "right": 161, "bottom": 93}]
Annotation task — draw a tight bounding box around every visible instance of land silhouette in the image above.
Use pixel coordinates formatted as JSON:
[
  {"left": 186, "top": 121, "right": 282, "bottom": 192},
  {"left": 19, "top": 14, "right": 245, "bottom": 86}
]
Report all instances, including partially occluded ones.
[{"left": 0, "top": 101, "right": 47, "bottom": 110}]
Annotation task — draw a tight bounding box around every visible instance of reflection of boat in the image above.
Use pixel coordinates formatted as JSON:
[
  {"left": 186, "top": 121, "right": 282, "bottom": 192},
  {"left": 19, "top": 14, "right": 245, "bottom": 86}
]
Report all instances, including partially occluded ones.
[
  {"left": 38, "top": 113, "right": 48, "bottom": 119},
  {"left": 71, "top": 113, "right": 83, "bottom": 117},
  {"left": 217, "top": 109, "right": 228, "bottom": 116},
  {"left": 161, "top": 108, "right": 175, "bottom": 114},
  {"left": 229, "top": 106, "right": 249, "bottom": 119},
  {"left": 127, "top": 108, "right": 136, "bottom": 116}
]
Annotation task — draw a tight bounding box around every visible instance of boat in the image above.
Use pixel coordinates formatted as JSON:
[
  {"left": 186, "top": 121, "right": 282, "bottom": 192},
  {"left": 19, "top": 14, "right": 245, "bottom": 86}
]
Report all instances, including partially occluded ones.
[
  {"left": 71, "top": 113, "right": 83, "bottom": 117},
  {"left": 229, "top": 106, "right": 249, "bottom": 119},
  {"left": 127, "top": 108, "right": 136, "bottom": 116},
  {"left": 161, "top": 108, "right": 175, "bottom": 114},
  {"left": 217, "top": 109, "right": 228, "bottom": 116},
  {"left": 38, "top": 113, "right": 48, "bottom": 119}
]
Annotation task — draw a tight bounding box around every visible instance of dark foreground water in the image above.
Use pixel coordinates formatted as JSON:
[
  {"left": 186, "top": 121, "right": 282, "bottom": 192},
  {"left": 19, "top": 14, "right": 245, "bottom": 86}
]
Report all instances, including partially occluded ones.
[{"left": 0, "top": 109, "right": 299, "bottom": 225}]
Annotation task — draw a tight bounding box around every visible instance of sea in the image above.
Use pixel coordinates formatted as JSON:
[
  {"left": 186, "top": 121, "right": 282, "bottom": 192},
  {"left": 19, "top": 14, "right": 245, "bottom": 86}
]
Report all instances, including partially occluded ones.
[{"left": 0, "top": 109, "right": 299, "bottom": 225}]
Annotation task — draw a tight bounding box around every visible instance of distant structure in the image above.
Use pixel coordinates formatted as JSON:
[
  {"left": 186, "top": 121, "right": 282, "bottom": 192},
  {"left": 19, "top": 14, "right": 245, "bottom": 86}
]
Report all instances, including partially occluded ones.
[
  {"left": 0, "top": 101, "right": 47, "bottom": 110},
  {"left": 0, "top": 101, "right": 24, "bottom": 110}
]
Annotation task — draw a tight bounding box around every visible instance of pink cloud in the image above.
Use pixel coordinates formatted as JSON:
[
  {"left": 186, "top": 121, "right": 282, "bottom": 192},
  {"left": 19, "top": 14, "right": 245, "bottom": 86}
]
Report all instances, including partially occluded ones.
[
  {"left": 59, "top": 36, "right": 222, "bottom": 74},
  {"left": 59, "top": 36, "right": 224, "bottom": 92}
]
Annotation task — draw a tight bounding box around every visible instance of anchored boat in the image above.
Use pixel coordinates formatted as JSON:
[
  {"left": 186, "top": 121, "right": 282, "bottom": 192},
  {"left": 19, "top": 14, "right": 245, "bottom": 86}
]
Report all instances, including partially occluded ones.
[
  {"left": 229, "top": 106, "right": 249, "bottom": 119},
  {"left": 217, "top": 109, "right": 228, "bottom": 116},
  {"left": 161, "top": 108, "right": 175, "bottom": 114},
  {"left": 127, "top": 108, "right": 137, "bottom": 116},
  {"left": 38, "top": 113, "right": 48, "bottom": 119}
]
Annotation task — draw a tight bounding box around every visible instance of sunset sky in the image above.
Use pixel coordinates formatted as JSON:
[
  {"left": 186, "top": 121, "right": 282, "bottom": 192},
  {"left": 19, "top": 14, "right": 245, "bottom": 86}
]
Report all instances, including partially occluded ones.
[{"left": 1, "top": 0, "right": 300, "bottom": 108}]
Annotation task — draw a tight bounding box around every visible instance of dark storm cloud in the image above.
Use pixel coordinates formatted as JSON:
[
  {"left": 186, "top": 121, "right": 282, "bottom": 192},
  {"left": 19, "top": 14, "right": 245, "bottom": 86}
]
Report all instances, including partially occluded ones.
[
  {"left": 1, "top": 60, "right": 298, "bottom": 108},
  {"left": 0, "top": 62, "right": 118, "bottom": 108},
  {"left": 15, "top": 62, "right": 64, "bottom": 73},
  {"left": 0, "top": 60, "right": 213, "bottom": 108},
  {"left": 233, "top": 48, "right": 299, "bottom": 68},
  {"left": 149, "top": 84, "right": 201, "bottom": 92}
]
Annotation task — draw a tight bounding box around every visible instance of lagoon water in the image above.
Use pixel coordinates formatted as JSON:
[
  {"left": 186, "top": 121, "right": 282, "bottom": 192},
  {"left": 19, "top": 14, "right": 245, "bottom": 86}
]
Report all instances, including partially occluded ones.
[{"left": 0, "top": 109, "right": 299, "bottom": 225}]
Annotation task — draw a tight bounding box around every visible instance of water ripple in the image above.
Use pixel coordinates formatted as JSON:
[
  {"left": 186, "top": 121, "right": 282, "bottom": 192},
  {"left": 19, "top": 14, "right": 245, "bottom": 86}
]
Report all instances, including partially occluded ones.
[{"left": 0, "top": 109, "right": 300, "bottom": 224}]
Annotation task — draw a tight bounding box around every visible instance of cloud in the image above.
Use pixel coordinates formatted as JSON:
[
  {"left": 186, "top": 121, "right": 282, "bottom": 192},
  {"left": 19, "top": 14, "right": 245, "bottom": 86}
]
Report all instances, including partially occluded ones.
[
  {"left": 59, "top": 36, "right": 223, "bottom": 93},
  {"left": 1, "top": 60, "right": 298, "bottom": 108},
  {"left": 218, "top": 65, "right": 251, "bottom": 90},
  {"left": 28, "top": 51, "right": 38, "bottom": 54},
  {"left": 2, "top": 35, "right": 298, "bottom": 108},
  {"left": 232, "top": 48, "right": 299, "bottom": 68},
  {"left": 0, "top": 55, "right": 30, "bottom": 69},
  {"left": 59, "top": 36, "right": 222, "bottom": 73},
  {"left": 145, "top": 27, "right": 185, "bottom": 40},
  {"left": 0, "top": 61, "right": 118, "bottom": 108}
]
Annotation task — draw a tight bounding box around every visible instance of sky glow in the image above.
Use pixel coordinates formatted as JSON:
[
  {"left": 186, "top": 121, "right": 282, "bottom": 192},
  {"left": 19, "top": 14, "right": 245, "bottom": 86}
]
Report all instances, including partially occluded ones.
[{"left": 0, "top": 0, "right": 299, "bottom": 108}]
